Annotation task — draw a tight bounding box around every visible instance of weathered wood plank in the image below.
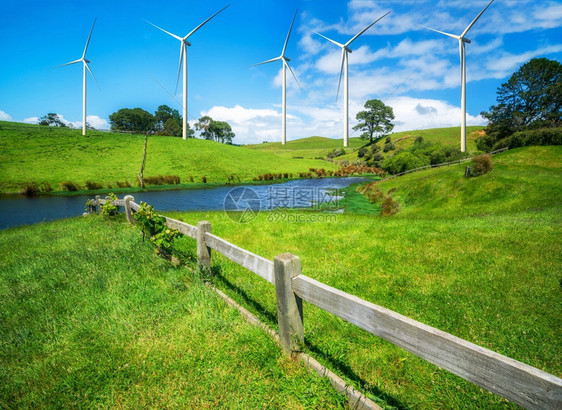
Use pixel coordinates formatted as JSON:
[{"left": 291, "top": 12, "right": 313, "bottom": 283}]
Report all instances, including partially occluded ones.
[
  {"left": 292, "top": 275, "right": 562, "bottom": 410},
  {"left": 129, "top": 201, "right": 140, "bottom": 212},
  {"left": 165, "top": 217, "right": 197, "bottom": 238},
  {"left": 204, "top": 232, "right": 274, "bottom": 284}
]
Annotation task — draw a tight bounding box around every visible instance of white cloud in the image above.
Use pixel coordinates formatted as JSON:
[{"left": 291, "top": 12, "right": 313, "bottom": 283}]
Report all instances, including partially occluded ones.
[
  {"left": 0, "top": 110, "right": 12, "bottom": 121},
  {"left": 387, "top": 96, "right": 486, "bottom": 133},
  {"left": 23, "top": 117, "right": 39, "bottom": 124},
  {"left": 86, "top": 115, "right": 110, "bottom": 130}
]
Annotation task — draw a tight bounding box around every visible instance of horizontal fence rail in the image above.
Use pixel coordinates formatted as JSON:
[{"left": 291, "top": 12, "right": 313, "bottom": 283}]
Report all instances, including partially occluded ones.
[
  {"left": 88, "top": 195, "right": 562, "bottom": 409},
  {"left": 292, "top": 275, "right": 562, "bottom": 409}
]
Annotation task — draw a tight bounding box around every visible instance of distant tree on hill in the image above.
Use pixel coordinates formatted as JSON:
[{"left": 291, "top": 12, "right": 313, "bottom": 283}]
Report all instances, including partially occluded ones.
[
  {"left": 195, "top": 116, "right": 235, "bottom": 144},
  {"left": 477, "top": 58, "right": 561, "bottom": 151},
  {"left": 154, "top": 104, "right": 191, "bottom": 137},
  {"left": 109, "top": 108, "right": 155, "bottom": 133},
  {"left": 39, "top": 113, "right": 67, "bottom": 127},
  {"left": 353, "top": 99, "right": 395, "bottom": 143}
]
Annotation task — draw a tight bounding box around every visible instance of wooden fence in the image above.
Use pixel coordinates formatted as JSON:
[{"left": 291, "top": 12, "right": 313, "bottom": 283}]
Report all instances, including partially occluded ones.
[{"left": 92, "top": 195, "right": 562, "bottom": 409}]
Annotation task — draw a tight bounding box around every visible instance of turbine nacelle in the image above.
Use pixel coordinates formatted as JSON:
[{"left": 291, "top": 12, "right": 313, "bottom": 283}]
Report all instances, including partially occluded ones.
[{"left": 462, "top": 37, "right": 472, "bottom": 44}]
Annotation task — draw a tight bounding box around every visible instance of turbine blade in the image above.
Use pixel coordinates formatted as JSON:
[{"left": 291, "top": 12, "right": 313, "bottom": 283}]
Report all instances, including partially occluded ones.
[
  {"left": 311, "top": 30, "right": 344, "bottom": 48},
  {"left": 336, "top": 49, "right": 345, "bottom": 101},
  {"left": 281, "top": 9, "right": 298, "bottom": 57},
  {"left": 85, "top": 62, "right": 100, "bottom": 89},
  {"left": 284, "top": 60, "right": 301, "bottom": 90},
  {"left": 461, "top": 0, "right": 495, "bottom": 38},
  {"left": 143, "top": 19, "right": 183, "bottom": 41},
  {"left": 248, "top": 56, "right": 281, "bottom": 68},
  {"left": 175, "top": 43, "right": 184, "bottom": 95},
  {"left": 148, "top": 72, "right": 184, "bottom": 109},
  {"left": 184, "top": 4, "right": 230, "bottom": 40},
  {"left": 420, "top": 25, "right": 460, "bottom": 40},
  {"left": 82, "top": 17, "right": 97, "bottom": 59},
  {"left": 56, "top": 59, "right": 82, "bottom": 68},
  {"left": 346, "top": 11, "right": 391, "bottom": 46}
]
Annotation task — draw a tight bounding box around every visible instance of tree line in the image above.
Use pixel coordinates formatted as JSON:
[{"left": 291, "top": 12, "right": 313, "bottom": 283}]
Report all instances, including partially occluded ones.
[{"left": 108, "top": 105, "right": 235, "bottom": 144}]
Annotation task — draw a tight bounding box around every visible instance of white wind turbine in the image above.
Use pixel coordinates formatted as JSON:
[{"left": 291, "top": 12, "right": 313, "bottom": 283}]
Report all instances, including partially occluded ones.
[
  {"left": 145, "top": 5, "right": 229, "bottom": 140},
  {"left": 58, "top": 18, "right": 98, "bottom": 136},
  {"left": 422, "top": 0, "right": 495, "bottom": 152},
  {"left": 251, "top": 10, "right": 300, "bottom": 145},
  {"left": 313, "top": 11, "right": 390, "bottom": 148}
]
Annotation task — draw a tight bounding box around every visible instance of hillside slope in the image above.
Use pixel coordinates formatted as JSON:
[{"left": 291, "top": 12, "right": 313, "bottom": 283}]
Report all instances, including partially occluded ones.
[{"left": 0, "top": 122, "right": 338, "bottom": 193}]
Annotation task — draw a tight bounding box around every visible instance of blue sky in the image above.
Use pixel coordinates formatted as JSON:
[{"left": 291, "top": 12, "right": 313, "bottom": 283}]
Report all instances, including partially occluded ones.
[{"left": 0, "top": 0, "right": 560, "bottom": 144}]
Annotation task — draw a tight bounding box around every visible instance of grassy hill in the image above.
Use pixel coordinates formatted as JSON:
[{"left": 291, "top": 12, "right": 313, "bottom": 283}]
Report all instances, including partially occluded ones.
[
  {"left": 0, "top": 121, "right": 338, "bottom": 194},
  {"left": 159, "top": 146, "right": 561, "bottom": 408},
  {"left": 248, "top": 126, "right": 485, "bottom": 162}
]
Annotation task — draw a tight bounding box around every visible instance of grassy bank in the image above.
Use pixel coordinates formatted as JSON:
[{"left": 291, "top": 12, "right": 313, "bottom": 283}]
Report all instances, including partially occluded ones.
[
  {"left": 160, "top": 146, "right": 561, "bottom": 408},
  {"left": 0, "top": 216, "right": 345, "bottom": 408},
  {"left": 0, "top": 121, "right": 338, "bottom": 194}
]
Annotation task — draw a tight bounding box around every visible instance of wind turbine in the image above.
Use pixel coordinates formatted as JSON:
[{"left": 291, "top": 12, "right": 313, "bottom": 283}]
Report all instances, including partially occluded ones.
[
  {"left": 145, "top": 5, "right": 229, "bottom": 140},
  {"left": 313, "top": 11, "right": 390, "bottom": 148},
  {"left": 58, "top": 18, "right": 98, "bottom": 136},
  {"left": 251, "top": 10, "right": 300, "bottom": 145},
  {"left": 422, "top": 0, "right": 495, "bottom": 152}
]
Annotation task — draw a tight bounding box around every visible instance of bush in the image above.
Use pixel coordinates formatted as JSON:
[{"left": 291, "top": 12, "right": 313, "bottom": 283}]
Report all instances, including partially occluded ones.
[
  {"left": 163, "top": 175, "right": 180, "bottom": 185},
  {"left": 358, "top": 147, "right": 368, "bottom": 158},
  {"left": 20, "top": 183, "right": 39, "bottom": 197},
  {"left": 60, "top": 181, "right": 81, "bottom": 191},
  {"left": 38, "top": 182, "right": 53, "bottom": 192},
  {"left": 492, "top": 127, "right": 562, "bottom": 150},
  {"left": 201, "top": 176, "right": 207, "bottom": 183},
  {"left": 381, "top": 195, "right": 401, "bottom": 216},
  {"left": 327, "top": 148, "right": 346, "bottom": 159},
  {"left": 115, "top": 180, "right": 132, "bottom": 188},
  {"left": 85, "top": 180, "right": 103, "bottom": 190},
  {"left": 383, "top": 142, "right": 395, "bottom": 152},
  {"left": 101, "top": 193, "right": 119, "bottom": 217},
  {"left": 385, "top": 136, "right": 391, "bottom": 143},
  {"left": 415, "top": 136, "right": 424, "bottom": 144},
  {"left": 382, "top": 151, "right": 428, "bottom": 175},
  {"left": 471, "top": 154, "right": 494, "bottom": 176}
]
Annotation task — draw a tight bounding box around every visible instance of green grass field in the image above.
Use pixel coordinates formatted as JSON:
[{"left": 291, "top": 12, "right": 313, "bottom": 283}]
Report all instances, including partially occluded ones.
[
  {"left": 0, "top": 216, "right": 346, "bottom": 408},
  {"left": 159, "top": 146, "right": 561, "bottom": 408},
  {"left": 0, "top": 121, "right": 338, "bottom": 194}
]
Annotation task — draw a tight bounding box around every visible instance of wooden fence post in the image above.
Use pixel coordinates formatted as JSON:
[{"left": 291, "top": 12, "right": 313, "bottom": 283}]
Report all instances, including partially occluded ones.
[
  {"left": 274, "top": 253, "right": 304, "bottom": 357},
  {"left": 95, "top": 195, "right": 101, "bottom": 214},
  {"left": 123, "top": 195, "right": 135, "bottom": 224},
  {"left": 197, "top": 221, "right": 212, "bottom": 271}
]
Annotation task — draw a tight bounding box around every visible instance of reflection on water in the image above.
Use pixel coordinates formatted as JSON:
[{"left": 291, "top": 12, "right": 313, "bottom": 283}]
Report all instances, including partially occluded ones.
[{"left": 0, "top": 177, "right": 370, "bottom": 230}]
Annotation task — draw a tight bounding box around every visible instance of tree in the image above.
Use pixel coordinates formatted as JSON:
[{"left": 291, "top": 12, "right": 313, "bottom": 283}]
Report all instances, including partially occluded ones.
[
  {"left": 477, "top": 58, "right": 561, "bottom": 151},
  {"left": 195, "top": 116, "right": 235, "bottom": 144},
  {"left": 154, "top": 104, "right": 190, "bottom": 137},
  {"left": 353, "top": 99, "right": 395, "bottom": 143},
  {"left": 109, "top": 108, "right": 156, "bottom": 133},
  {"left": 39, "top": 113, "right": 67, "bottom": 127}
]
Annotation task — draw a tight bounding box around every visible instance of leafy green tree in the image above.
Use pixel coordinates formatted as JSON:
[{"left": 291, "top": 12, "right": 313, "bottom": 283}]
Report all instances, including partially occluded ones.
[
  {"left": 39, "top": 113, "right": 67, "bottom": 127},
  {"left": 195, "top": 116, "right": 235, "bottom": 144},
  {"left": 353, "top": 99, "right": 395, "bottom": 143},
  {"left": 109, "top": 108, "right": 156, "bottom": 133},
  {"left": 478, "top": 58, "right": 561, "bottom": 151},
  {"left": 154, "top": 105, "right": 190, "bottom": 137}
]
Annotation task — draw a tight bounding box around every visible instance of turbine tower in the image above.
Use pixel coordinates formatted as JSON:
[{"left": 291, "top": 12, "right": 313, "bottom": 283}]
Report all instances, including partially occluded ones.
[
  {"left": 423, "top": 0, "right": 495, "bottom": 152},
  {"left": 145, "top": 5, "right": 229, "bottom": 140},
  {"left": 313, "top": 12, "right": 390, "bottom": 148},
  {"left": 251, "top": 10, "right": 300, "bottom": 145},
  {"left": 58, "top": 18, "right": 98, "bottom": 136}
]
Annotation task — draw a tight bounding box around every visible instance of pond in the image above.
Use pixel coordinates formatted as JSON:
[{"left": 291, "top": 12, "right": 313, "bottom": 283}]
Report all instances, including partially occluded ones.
[{"left": 0, "top": 177, "right": 370, "bottom": 230}]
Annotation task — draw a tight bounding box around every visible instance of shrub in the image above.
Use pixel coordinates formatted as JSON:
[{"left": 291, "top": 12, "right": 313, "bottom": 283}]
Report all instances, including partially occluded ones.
[
  {"left": 471, "top": 154, "right": 494, "bottom": 176},
  {"left": 38, "top": 182, "right": 53, "bottom": 192},
  {"left": 492, "top": 127, "right": 562, "bottom": 150},
  {"left": 371, "top": 144, "right": 381, "bottom": 153},
  {"left": 383, "top": 142, "right": 395, "bottom": 152},
  {"left": 201, "top": 176, "right": 207, "bottom": 183},
  {"left": 358, "top": 147, "right": 368, "bottom": 158},
  {"left": 101, "top": 193, "right": 119, "bottom": 217},
  {"left": 134, "top": 202, "right": 182, "bottom": 253},
  {"left": 60, "top": 181, "right": 81, "bottom": 191},
  {"left": 189, "top": 176, "right": 194, "bottom": 183},
  {"left": 385, "top": 136, "right": 391, "bottom": 143},
  {"left": 327, "top": 148, "right": 346, "bottom": 159},
  {"left": 381, "top": 195, "right": 401, "bottom": 216},
  {"left": 116, "top": 180, "right": 132, "bottom": 188},
  {"left": 382, "top": 152, "right": 427, "bottom": 175},
  {"left": 163, "top": 175, "right": 180, "bottom": 185},
  {"left": 85, "top": 180, "right": 103, "bottom": 190},
  {"left": 415, "top": 136, "right": 424, "bottom": 144},
  {"left": 20, "top": 183, "right": 39, "bottom": 197}
]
